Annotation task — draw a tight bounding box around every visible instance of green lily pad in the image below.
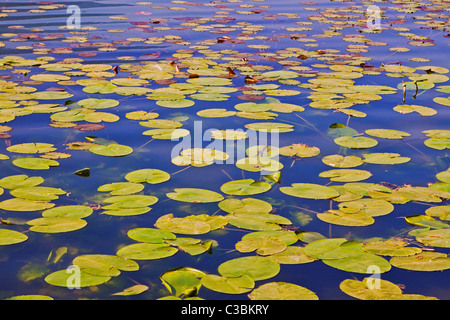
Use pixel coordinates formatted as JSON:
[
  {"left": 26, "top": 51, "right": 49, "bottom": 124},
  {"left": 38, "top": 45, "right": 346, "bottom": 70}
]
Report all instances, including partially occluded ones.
[
  {"left": 7, "top": 143, "right": 56, "bottom": 154},
  {"left": 220, "top": 179, "right": 271, "bottom": 196},
  {"left": 268, "top": 246, "right": 316, "bottom": 265},
  {"left": 433, "top": 96, "right": 450, "bottom": 107},
  {"left": 249, "top": 282, "right": 318, "bottom": 300},
  {"left": 340, "top": 278, "right": 437, "bottom": 300},
  {"left": 405, "top": 214, "right": 450, "bottom": 229},
  {"left": 0, "top": 175, "right": 44, "bottom": 189},
  {"left": 125, "top": 168, "right": 170, "bottom": 184},
  {"left": 102, "top": 195, "right": 158, "bottom": 209},
  {"left": 127, "top": 228, "right": 176, "bottom": 244},
  {"left": 235, "top": 236, "right": 287, "bottom": 256},
  {"left": 12, "top": 158, "right": 60, "bottom": 170},
  {"left": 322, "top": 155, "right": 363, "bottom": 168},
  {"left": 98, "top": 182, "right": 144, "bottom": 195},
  {"left": 245, "top": 122, "right": 294, "bottom": 133},
  {"left": 334, "top": 136, "right": 378, "bottom": 149},
  {"left": 196, "top": 108, "right": 236, "bottom": 118},
  {"left": 425, "top": 205, "right": 450, "bottom": 221},
  {"left": 218, "top": 256, "right": 280, "bottom": 281},
  {"left": 218, "top": 198, "right": 272, "bottom": 214},
  {"left": 0, "top": 229, "right": 28, "bottom": 245},
  {"left": 155, "top": 214, "right": 211, "bottom": 235},
  {"left": 319, "top": 169, "right": 372, "bottom": 182},
  {"left": 112, "top": 285, "right": 149, "bottom": 296},
  {"left": 116, "top": 243, "right": 178, "bottom": 260},
  {"left": 0, "top": 198, "right": 55, "bottom": 211},
  {"left": 160, "top": 267, "right": 205, "bottom": 298},
  {"left": 317, "top": 210, "right": 375, "bottom": 227},
  {"left": 362, "top": 240, "right": 422, "bottom": 257},
  {"left": 166, "top": 188, "right": 224, "bottom": 203},
  {"left": 279, "top": 144, "right": 320, "bottom": 158},
  {"left": 73, "top": 254, "right": 139, "bottom": 277},
  {"left": 227, "top": 212, "right": 291, "bottom": 231},
  {"left": 42, "top": 205, "right": 93, "bottom": 218},
  {"left": 236, "top": 157, "right": 283, "bottom": 173},
  {"left": 280, "top": 183, "right": 340, "bottom": 199},
  {"left": 78, "top": 98, "right": 119, "bottom": 110},
  {"left": 338, "top": 199, "right": 394, "bottom": 217},
  {"left": 424, "top": 138, "right": 450, "bottom": 150},
  {"left": 89, "top": 144, "right": 133, "bottom": 157},
  {"left": 27, "top": 217, "right": 87, "bottom": 233},
  {"left": 4, "top": 295, "right": 54, "bottom": 300},
  {"left": 393, "top": 104, "right": 437, "bottom": 116},
  {"left": 143, "top": 128, "right": 190, "bottom": 139},
  {"left": 365, "top": 129, "right": 411, "bottom": 140},
  {"left": 44, "top": 269, "right": 111, "bottom": 288},
  {"left": 201, "top": 274, "right": 255, "bottom": 295},
  {"left": 390, "top": 252, "right": 450, "bottom": 271},
  {"left": 363, "top": 153, "right": 410, "bottom": 165},
  {"left": 412, "top": 228, "right": 450, "bottom": 248}
]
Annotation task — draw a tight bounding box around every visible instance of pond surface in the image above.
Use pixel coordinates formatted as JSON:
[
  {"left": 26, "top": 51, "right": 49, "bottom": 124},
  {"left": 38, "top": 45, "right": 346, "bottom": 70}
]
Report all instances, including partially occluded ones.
[{"left": 0, "top": 0, "right": 449, "bottom": 300}]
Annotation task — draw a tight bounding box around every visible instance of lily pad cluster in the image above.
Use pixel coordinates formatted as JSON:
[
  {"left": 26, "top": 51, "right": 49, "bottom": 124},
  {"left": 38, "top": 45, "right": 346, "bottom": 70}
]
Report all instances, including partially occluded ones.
[{"left": 0, "top": 0, "right": 449, "bottom": 301}]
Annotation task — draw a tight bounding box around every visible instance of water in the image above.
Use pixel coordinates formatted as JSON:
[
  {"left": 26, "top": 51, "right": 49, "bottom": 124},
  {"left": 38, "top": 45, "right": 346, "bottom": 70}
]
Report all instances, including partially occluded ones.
[{"left": 0, "top": 0, "right": 449, "bottom": 300}]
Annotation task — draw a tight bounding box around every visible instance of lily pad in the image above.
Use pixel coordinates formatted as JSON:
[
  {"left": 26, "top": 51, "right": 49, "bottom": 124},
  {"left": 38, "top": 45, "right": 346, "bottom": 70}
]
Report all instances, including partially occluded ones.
[
  {"left": 334, "top": 136, "right": 378, "bottom": 149},
  {"left": 322, "top": 155, "right": 363, "bottom": 168},
  {"left": 116, "top": 243, "right": 178, "bottom": 260},
  {"left": 280, "top": 183, "right": 340, "bottom": 199},
  {"left": 73, "top": 254, "right": 139, "bottom": 277},
  {"left": 125, "top": 168, "right": 170, "bottom": 184},
  {"left": 201, "top": 274, "right": 255, "bottom": 295},
  {"left": 27, "top": 217, "right": 87, "bottom": 233},
  {"left": 319, "top": 169, "right": 372, "bottom": 182},
  {"left": 362, "top": 153, "right": 410, "bottom": 165},
  {"left": 166, "top": 188, "right": 224, "bottom": 203},
  {"left": 0, "top": 198, "right": 55, "bottom": 212},
  {"left": 220, "top": 179, "right": 271, "bottom": 196},
  {"left": 0, "top": 229, "right": 28, "bottom": 245},
  {"left": 249, "top": 282, "right": 318, "bottom": 300},
  {"left": 390, "top": 252, "right": 450, "bottom": 271},
  {"left": 12, "top": 158, "right": 59, "bottom": 170},
  {"left": 44, "top": 269, "right": 111, "bottom": 288},
  {"left": 218, "top": 256, "right": 280, "bottom": 281},
  {"left": 89, "top": 144, "right": 133, "bottom": 157},
  {"left": 365, "top": 129, "right": 411, "bottom": 140}
]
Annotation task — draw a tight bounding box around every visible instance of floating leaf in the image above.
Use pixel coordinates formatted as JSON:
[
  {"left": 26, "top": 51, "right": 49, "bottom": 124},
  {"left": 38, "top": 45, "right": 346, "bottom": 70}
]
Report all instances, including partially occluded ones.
[
  {"left": 7, "top": 143, "right": 56, "bottom": 154},
  {"left": 235, "top": 236, "right": 287, "bottom": 256},
  {"left": 44, "top": 269, "right": 111, "bottom": 288},
  {"left": 362, "top": 240, "right": 422, "bottom": 257},
  {"left": 280, "top": 183, "right": 340, "bottom": 199},
  {"left": 166, "top": 188, "right": 224, "bottom": 203},
  {"left": 322, "top": 155, "right": 363, "bottom": 168},
  {"left": 98, "top": 182, "right": 144, "bottom": 195},
  {"left": 334, "top": 136, "right": 378, "bottom": 149},
  {"left": 249, "top": 282, "right": 318, "bottom": 300},
  {"left": 394, "top": 104, "right": 437, "bottom": 117},
  {"left": 201, "top": 274, "right": 254, "bottom": 295},
  {"left": 12, "top": 158, "right": 59, "bottom": 170},
  {"left": 340, "top": 278, "right": 437, "bottom": 300},
  {"left": 127, "top": 228, "right": 176, "bottom": 244},
  {"left": 73, "top": 254, "right": 139, "bottom": 277},
  {"left": 116, "top": 243, "right": 178, "bottom": 260},
  {"left": 390, "top": 252, "right": 450, "bottom": 271},
  {"left": 362, "top": 153, "right": 410, "bottom": 165},
  {"left": 319, "top": 169, "right": 372, "bottom": 182},
  {"left": 0, "top": 198, "right": 55, "bottom": 212},
  {"left": 0, "top": 229, "right": 28, "bottom": 245},
  {"left": 125, "top": 168, "right": 170, "bottom": 184},
  {"left": 89, "top": 144, "right": 133, "bottom": 157},
  {"left": 0, "top": 175, "right": 44, "bottom": 189},
  {"left": 220, "top": 179, "right": 271, "bottom": 196},
  {"left": 218, "top": 256, "right": 280, "bottom": 281},
  {"left": 112, "top": 284, "right": 149, "bottom": 296},
  {"left": 365, "top": 129, "right": 411, "bottom": 140},
  {"left": 160, "top": 267, "right": 205, "bottom": 297},
  {"left": 317, "top": 210, "right": 375, "bottom": 227}
]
